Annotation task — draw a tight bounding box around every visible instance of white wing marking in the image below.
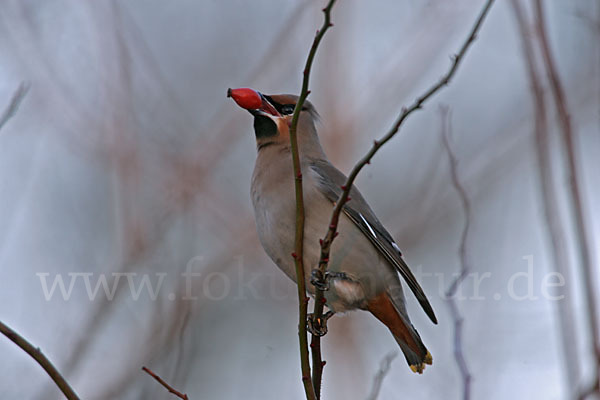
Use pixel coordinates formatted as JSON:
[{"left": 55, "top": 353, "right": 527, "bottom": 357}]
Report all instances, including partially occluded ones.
[{"left": 359, "top": 213, "right": 377, "bottom": 238}]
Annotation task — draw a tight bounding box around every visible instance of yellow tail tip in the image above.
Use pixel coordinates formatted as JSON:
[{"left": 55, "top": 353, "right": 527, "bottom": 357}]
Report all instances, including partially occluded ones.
[
  {"left": 410, "top": 352, "right": 433, "bottom": 374},
  {"left": 424, "top": 351, "right": 433, "bottom": 365},
  {"left": 410, "top": 364, "right": 424, "bottom": 374}
]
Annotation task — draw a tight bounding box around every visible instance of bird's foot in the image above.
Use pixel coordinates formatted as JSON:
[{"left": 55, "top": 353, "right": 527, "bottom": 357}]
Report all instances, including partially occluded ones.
[
  {"left": 310, "top": 269, "right": 330, "bottom": 291},
  {"left": 311, "top": 270, "right": 348, "bottom": 291},
  {"left": 307, "top": 311, "right": 335, "bottom": 337}
]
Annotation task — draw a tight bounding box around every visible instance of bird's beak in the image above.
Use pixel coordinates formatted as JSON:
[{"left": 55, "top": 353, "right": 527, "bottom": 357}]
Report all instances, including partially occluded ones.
[
  {"left": 227, "top": 88, "right": 281, "bottom": 118},
  {"left": 227, "top": 88, "right": 281, "bottom": 117}
]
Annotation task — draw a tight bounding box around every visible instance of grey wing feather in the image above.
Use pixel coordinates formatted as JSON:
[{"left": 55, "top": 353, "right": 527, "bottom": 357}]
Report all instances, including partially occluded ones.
[{"left": 310, "top": 158, "right": 437, "bottom": 324}]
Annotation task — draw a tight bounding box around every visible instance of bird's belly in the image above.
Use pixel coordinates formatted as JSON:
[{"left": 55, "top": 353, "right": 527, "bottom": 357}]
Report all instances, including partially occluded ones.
[
  {"left": 251, "top": 168, "right": 393, "bottom": 312},
  {"left": 251, "top": 178, "right": 299, "bottom": 283}
]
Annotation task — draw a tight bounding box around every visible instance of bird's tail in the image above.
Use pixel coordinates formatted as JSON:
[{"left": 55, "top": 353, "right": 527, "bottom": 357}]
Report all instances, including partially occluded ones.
[{"left": 367, "top": 292, "right": 432, "bottom": 374}]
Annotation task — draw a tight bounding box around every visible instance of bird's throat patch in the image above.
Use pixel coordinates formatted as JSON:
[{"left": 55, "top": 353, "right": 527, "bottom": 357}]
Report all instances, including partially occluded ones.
[{"left": 253, "top": 115, "right": 278, "bottom": 139}]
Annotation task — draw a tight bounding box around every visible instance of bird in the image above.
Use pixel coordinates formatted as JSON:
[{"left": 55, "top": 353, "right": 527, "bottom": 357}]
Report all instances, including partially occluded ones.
[{"left": 228, "top": 87, "right": 437, "bottom": 373}]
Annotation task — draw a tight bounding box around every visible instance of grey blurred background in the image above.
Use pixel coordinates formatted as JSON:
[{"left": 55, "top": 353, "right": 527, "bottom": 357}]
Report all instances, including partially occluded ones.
[{"left": 0, "top": 0, "right": 598, "bottom": 399}]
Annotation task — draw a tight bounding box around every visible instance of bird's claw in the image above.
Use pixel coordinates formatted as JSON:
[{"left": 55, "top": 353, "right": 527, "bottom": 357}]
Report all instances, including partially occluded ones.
[
  {"left": 310, "top": 269, "right": 330, "bottom": 291},
  {"left": 307, "top": 311, "right": 335, "bottom": 337}
]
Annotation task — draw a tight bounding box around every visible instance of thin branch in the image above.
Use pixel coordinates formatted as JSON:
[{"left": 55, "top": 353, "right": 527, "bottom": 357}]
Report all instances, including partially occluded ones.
[
  {"left": 142, "top": 366, "right": 189, "bottom": 400},
  {"left": 533, "top": 1, "right": 600, "bottom": 396},
  {"left": 310, "top": 0, "right": 495, "bottom": 384},
  {"left": 288, "top": 1, "right": 337, "bottom": 399},
  {"left": 509, "top": 0, "right": 580, "bottom": 392},
  {"left": 365, "top": 352, "right": 397, "bottom": 400},
  {"left": 439, "top": 106, "right": 472, "bottom": 400},
  {"left": 0, "top": 82, "right": 29, "bottom": 132},
  {"left": 0, "top": 88, "right": 80, "bottom": 400},
  {"left": 314, "top": 0, "right": 495, "bottom": 286},
  {"left": 309, "top": 310, "right": 327, "bottom": 399},
  {"left": 0, "top": 320, "right": 80, "bottom": 400}
]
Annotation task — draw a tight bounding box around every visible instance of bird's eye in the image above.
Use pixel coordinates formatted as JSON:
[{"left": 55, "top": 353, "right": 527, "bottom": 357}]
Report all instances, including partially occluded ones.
[{"left": 281, "top": 104, "right": 295, "bottom": 115}]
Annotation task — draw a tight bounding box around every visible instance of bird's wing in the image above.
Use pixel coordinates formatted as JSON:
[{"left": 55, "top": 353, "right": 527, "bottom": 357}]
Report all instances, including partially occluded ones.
[{"left": 309, "top": 158, "right": 437, "bottom": 324}]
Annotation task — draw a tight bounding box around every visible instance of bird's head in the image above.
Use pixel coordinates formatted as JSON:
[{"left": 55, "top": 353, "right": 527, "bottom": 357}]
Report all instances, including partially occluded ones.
[{"left": 228, "top": 87, "right": 323, "bottom": 155}]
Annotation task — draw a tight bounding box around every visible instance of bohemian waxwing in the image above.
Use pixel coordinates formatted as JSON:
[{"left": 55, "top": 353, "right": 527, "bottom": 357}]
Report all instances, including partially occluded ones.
[{"left": 228, "top": 87, "right": 437, "bottom": 373}]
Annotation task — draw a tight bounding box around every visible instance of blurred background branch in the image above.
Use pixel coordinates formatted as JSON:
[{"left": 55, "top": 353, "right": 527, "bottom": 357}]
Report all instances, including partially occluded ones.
[
  {"left": 509, "top": 0, "right": 581, "bottom": 394},
  {"left": 0, "top": 82, "right": 28, "bottom": 132},
  {"left": 533, "top": 0, "right": 600, "bottom": 396},
  {"left": 365, "top": 352, "right": 397, "bottom": 400},
  {"left": 440, "top": 106, "right": 472, "bottom": 400}
]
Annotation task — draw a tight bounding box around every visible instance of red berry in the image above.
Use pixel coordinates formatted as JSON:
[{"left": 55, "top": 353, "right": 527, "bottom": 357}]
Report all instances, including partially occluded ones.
[{"left": 227, "top": 87, "right": 262, "bottom": 110}]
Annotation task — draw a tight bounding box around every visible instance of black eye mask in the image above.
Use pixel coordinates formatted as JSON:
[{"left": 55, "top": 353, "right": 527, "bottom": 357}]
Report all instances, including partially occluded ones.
[{"left": 262, "top": 95, "right": 306, "bottom": 115}]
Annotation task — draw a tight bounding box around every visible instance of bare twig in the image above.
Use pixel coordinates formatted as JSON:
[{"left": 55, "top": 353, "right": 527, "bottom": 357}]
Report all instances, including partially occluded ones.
[
  {"left": 533, "top": 1, "right": 600, "bottom": 396},
  {"left": 310, "top": 0, "right": 495, "bottom": 386},
  {"left": 309, "top": 314, "right": 325, "bottom": 398},
  {"left": 142, "top": 366, "right": 189, "bottom": 400},
  {"left": 509, "top": 0, "right": 580, "bottom": 392},
  {"left": 365, "top": 352, "right": 397, "bottom": 400},
  {"left": 288, "top": 1, "right": 337, "bottom": 399},
  {"left": 0, "top": 320, "right": 80, "bottom": 400},
  {"left": 0, "top": 82, "right": 29, "bottom": 132},
  {"left": 0, "top": 87, "right": 79, "bottom": 400},
  {"left": 314, "top": 0, "right": 495, "bottom": 287},
  {"left": 439, "top": 106, "right": 472, "bottom": 400}
]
